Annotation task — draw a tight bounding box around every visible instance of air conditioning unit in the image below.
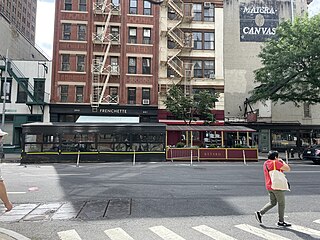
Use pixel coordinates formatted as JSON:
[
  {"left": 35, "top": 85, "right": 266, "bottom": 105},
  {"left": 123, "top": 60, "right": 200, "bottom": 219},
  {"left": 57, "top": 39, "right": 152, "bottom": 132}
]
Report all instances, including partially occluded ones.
[
  {"left": 142, "top": 99, "right": 150, "bottom": 105},
  {"left": 209, "top": 73, "right": 215, "bottom": 79},
  {"left": 204, "top": 2, "right": 212, "bottom": 8}
]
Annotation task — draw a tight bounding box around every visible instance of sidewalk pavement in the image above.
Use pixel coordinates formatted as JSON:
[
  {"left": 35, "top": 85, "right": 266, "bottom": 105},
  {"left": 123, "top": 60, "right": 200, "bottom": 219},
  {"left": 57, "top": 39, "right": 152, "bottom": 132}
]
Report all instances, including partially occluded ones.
[
  {"left": 1, "top": 152, "right": 301, "bottom": 164},
  {"left": 0, "top": 228, "right": 30, "bottom": 240},
  {"left": 0, "top": 153, "right": 21, "bottom": 163}
]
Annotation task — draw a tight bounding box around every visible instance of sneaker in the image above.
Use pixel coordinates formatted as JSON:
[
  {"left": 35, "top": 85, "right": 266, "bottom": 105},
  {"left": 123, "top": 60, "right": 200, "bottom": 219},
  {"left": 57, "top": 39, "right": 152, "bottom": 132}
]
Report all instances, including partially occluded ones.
[
  {"left": 277, "top": 221, "right": 292, "bottom": 227},
  {"left": 255, "top": 211, "right": 262, "bottom": 223}
]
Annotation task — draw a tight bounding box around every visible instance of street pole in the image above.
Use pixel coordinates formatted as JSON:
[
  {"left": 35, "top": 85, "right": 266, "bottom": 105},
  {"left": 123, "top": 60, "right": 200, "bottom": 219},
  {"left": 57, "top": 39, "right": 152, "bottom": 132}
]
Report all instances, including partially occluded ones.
[{"left": 1, "top": 49, "right": 8, "bottom": 129}]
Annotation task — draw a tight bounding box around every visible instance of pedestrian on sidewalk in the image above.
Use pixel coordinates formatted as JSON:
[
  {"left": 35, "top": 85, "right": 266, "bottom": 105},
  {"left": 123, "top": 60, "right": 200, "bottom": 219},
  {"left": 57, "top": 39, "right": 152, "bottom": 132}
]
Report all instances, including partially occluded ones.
[
  {"left": 255, "top": 150, "right": 291, "bottom": 227},
  {"left": 0, "top": 171, "right": 12, "bottom": 212},
  {"left": 0, "top": 133, "right": 13, "bottom": 212}
]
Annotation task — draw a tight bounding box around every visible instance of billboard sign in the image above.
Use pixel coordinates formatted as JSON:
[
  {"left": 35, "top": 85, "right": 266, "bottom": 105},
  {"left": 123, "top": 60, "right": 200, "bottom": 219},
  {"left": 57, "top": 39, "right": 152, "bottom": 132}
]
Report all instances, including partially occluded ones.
[{"left": 240, "top": 2, "right": 279, "bottom": 42}]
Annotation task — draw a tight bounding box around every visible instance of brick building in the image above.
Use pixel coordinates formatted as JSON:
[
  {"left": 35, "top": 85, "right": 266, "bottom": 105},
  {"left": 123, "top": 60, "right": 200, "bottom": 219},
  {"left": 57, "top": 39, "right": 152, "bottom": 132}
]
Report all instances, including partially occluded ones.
[
  {"left": 50, "top": 0, "right": 161, "bottom": 122},
  {"left": 50, "top": 0, "right": 225, "bottom": 124}
]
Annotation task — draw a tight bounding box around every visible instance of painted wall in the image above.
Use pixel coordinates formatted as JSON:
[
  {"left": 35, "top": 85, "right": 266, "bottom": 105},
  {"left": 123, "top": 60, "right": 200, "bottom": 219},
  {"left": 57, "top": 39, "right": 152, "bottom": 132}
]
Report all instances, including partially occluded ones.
[{"left": 224, "top": 0, "right": 314, "bottom": 123}]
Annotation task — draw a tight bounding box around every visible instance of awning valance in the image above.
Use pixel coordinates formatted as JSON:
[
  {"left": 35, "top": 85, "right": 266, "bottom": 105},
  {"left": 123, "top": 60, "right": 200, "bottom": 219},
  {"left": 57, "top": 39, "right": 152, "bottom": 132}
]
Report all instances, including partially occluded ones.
[{"left": 166, "top": 125, "right": 256, "bottom": 132}]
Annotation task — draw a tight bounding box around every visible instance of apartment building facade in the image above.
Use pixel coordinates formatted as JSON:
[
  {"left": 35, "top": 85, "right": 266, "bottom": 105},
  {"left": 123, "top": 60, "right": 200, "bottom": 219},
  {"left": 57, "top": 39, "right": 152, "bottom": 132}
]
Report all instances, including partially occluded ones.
[
  {"left": 158, "top": 0, "right": 224, "bottom": 122},
  {"left": 51, "top": 0, "right": 225, "bottom": 125},
  {"left": 0, "top": 59, "right": 52, "bottom": 151},
  {"left": 224, "top": 0, "right": 318, "bottom": 152},
  {"left": 0, "top": 0, "right": 37, "bottom": 44},
  {"left": 51, "top": 0, "right": 161, "bottom": 123}
]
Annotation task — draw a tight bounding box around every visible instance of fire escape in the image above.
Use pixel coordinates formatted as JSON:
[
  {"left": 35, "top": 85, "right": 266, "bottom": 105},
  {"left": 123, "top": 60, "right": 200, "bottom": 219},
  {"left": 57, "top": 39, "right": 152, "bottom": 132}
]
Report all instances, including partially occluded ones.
[
  {"left": 91, "top": 1, "right": 120, "bottom": 112},
  {"left": 166, "top": 0, "right": 194, "bottom": 96}
]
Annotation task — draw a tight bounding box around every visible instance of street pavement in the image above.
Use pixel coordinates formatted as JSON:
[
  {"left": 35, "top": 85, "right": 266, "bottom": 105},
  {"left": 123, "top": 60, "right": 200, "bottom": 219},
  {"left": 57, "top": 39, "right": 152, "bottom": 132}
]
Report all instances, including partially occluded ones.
[{"left": 0, "top": 154, "right": 318, "bottom": 239}]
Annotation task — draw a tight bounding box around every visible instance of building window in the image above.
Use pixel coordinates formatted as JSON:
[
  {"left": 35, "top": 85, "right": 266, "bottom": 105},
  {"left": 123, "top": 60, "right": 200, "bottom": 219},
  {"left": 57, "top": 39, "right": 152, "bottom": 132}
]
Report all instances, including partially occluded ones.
[
  {"left": 204, "top": 3, "right": 214, "bottom": 21},
  {"left": 60, "top": 85, "right": 68, "bottom": 102},
  {"left": 204, "top": 32, "right": 214, "bottom": 49},
  {"left": 75, "top": 86, "right": 84, "bottom": 103},
  {"left": 112, "top": 0, "right": 120, "bottom": 7},
  {"left": 142, "top": 88, "right": 150, "bottom": 104},
  {"left": 128, "top": 57, "right": 137, "bottom": 74},
  {"left": 109, "top": 87, "right": 118, "bottom": 97},
  {"left": 16, "top": 79, "right": 27, "bottom": 103},
  {"left": 34, "top": 80, "right": 45, "bottom": 102},
  {"left": 129, "top": 0, "right": 137, "bottom": 14},
  {"left": 304, "top": 103, "right": 311, "bottom": 118},
  {"left": 143, "top": 28, "right": 151, "bottom": 44},
  {"left": 61, "top": 54, "right": 70, "bottom": 71},
  {"left": 62, "top": 23, "right": 71, "bottom": 40},
  {"left": 78, "top": 24, "right": 86, "bottom": 41},
  {"left": 77, "top": 55, "right": 85, "bottom": 72},
  {"left": 64, "top": 0, "right": 72, "bottom": 11},
  {"left": 128, "top": 27, "right": 137, "bottom": 43},
  {"left": 110, "top": 26, "right": 120, "bottom": 41},
  {"left": 142, "top": 58, "right": 151, "bottom": 74},
  {"left": 204, "top": 60, "right": 215, "bottom": 78},
  {"left": 168, "top": 8, "right": 176, "bottom": 20},
  {"left": 192, "top": 60, "right": 215, "bottom": 78},
  {"left": 128, "top": 87, "right": 136, "bottom": 104},
  {"left": 193, "top": 32, "right": 214, "bottom": 50},
  {"left": 144, "top": 1, "right": 151, "bottom": 15},
  {"left": 110, "top": 57, "right": 119, "bottom": 73},
  {"left": 79, "top": 0, "right": 86, "bottom": 11},
  {"left": 193, "top": 4, "right": 202, "bottom": 21},
  {"left": 193, "top": 32, "right": 202, "bottom": 49}
]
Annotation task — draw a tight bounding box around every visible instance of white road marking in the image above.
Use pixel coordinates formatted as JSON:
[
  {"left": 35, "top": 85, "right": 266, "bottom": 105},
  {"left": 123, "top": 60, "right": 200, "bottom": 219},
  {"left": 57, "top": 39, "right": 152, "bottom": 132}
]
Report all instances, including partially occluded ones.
[
  {"left": 314, "top": 219, "right": 320, "bottom": 224},
  {"left": 7, "top": 192, "right": 26, "bottom": 194},
  {"left": 104, "top": 228, "right": 135, "bottom": 240},
  {"left": 57, "top": 229, "right": 82, "bottom": 240},
  {"left": 149, "top": 226, "right": 186, "bottom": 240},
  {"left": 290, "top": 225, "right": 320, "bottom": 237},
  {"left": 193, "top": 225, "right": 237, "bottom": 240},
  {"left": 235, "top": 224, "right": 291, "bottom": 240}
]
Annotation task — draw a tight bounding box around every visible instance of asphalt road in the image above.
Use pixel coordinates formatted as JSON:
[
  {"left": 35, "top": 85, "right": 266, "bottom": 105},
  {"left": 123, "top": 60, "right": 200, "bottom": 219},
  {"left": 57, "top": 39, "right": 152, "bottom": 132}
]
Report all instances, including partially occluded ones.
[{"left": 0, "top": 160, "right": 319, "bottom": 240}]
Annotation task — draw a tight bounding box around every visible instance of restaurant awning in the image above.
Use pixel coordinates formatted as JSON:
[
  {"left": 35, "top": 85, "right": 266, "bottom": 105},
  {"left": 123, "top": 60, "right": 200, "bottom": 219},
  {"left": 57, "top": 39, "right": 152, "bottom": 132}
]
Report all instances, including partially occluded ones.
[{"left": 166, "top": 125, "right": 256, "bottom": 132}]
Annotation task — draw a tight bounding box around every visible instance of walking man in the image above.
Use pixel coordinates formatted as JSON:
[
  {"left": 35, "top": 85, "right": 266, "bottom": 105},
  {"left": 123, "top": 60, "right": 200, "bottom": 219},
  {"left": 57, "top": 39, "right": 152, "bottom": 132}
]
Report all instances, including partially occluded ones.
[{"left": 255, "top": 150, "right": 291, "bottom": 227}]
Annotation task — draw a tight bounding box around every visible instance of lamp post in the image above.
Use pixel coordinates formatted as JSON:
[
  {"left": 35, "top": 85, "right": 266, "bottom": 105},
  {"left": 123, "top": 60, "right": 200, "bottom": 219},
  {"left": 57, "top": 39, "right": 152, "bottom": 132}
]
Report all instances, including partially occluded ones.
[
  {"left": 290, "top": 0, "right": 294, "bottom": 23},
  {"left": 1, "top": 50, "right": 8, "bottom": 129}
]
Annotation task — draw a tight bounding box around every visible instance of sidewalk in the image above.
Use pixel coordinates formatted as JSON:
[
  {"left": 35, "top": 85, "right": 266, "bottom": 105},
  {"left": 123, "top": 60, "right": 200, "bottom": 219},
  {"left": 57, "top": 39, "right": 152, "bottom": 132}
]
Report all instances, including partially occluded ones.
[
  {"left": 0, "top": 153, "right": 21, "bottom": 163},
  {"left": 0, "top": 228, "right": 30, "bottom": 240}
]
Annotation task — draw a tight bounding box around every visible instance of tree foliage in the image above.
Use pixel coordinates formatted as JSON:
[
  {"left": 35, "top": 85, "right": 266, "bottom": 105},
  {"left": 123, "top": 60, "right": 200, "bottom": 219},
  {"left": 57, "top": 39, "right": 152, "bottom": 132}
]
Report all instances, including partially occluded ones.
[
  {"left": 249, "top": 15, "right": 320, "bottom": 105},
  {"left": 164, "top": 84, "right": 219, "bottom": 124}
]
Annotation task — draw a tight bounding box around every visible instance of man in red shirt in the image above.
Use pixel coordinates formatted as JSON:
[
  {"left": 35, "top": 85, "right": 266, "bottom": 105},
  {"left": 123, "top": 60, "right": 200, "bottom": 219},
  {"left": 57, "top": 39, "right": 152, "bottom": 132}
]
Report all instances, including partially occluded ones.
[{"left": 255, "top": 150, "right": 291, "bottom": 227}]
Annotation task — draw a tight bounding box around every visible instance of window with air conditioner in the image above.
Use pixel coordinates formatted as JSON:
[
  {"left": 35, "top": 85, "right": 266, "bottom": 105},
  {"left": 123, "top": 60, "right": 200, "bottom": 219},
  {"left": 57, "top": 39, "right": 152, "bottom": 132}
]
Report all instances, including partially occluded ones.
[
  {"left": 142, "top": 88, "right": 150, "bottom": 105},
  {"left": 142, "top": 99, "right": 150, "bottom": 105}
]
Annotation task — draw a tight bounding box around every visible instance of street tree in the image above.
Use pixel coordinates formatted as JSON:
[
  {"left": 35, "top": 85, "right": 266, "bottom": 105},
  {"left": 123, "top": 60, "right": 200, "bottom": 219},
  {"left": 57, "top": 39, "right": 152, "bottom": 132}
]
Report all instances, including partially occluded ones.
[
  {"left": 249, "top": 15, "right": 320, "bottom": 105},
  {"left": 164, "top": 84, "right": 219, "bottom": 125}
]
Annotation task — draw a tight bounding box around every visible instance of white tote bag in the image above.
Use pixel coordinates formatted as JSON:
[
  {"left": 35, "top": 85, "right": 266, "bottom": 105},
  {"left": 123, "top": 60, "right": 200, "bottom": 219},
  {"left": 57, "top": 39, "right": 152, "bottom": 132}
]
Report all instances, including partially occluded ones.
[{"left": 269, "top": 161, "right": 290, "bottom": 191}]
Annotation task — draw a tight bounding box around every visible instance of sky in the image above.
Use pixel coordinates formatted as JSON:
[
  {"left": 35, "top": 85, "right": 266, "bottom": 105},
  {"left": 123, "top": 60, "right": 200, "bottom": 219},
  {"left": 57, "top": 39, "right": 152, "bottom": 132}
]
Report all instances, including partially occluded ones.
[{"left": 35, "top": 0, "right": 320, "bottom": 60}]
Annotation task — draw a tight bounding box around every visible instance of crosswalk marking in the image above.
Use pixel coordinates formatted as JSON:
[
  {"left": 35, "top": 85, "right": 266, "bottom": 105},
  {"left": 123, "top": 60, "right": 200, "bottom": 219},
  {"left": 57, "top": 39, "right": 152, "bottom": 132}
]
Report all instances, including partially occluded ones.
[
  {"left": 235, "top": 224, "right": 291, "bottom": 240},
  {"left": 314, "top": 219, "right": 320, "bottom": 224},
  {"left": 193, "top": 225, "right": 237, "bottom": 240},
  {"left": 57, "top": 229, "right": 82, "bottom": 240},
  {"left": 290, "top": 225, "right": 320, "bottom": 237},
  {"left": 104, "top": 228, "right": 135, "bottom": 240},
  {"left": 149, "top": 226, "right": 186, "bottom": 240}
]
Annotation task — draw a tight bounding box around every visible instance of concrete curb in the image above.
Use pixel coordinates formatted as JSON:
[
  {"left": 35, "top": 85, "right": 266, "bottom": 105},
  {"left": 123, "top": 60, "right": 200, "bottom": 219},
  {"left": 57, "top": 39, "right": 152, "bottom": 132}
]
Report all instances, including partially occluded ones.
[{"left": 0, "top": 228, "right": 30, "bottom": 240}]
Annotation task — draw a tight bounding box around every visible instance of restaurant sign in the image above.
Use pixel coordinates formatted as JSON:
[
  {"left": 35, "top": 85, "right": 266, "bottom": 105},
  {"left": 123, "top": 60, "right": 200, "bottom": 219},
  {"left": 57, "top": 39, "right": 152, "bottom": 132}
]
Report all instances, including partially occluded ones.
[{"left": 240, "top": 2, "right": 279, "bottom": 42}]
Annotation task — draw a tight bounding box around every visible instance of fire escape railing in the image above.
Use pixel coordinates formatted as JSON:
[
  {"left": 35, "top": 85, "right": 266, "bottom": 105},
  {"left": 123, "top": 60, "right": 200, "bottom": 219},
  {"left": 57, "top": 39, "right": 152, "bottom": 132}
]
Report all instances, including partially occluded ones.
[{"left": 91, "top": 2, "right": 120, "bottom": 111}]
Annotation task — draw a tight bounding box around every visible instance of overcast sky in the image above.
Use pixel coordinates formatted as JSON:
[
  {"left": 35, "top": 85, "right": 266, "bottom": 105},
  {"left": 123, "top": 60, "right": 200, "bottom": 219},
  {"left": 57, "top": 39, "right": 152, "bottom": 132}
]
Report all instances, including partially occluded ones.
[{"left": 35, "top": 0, "right": 320, "bottom": 60}]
